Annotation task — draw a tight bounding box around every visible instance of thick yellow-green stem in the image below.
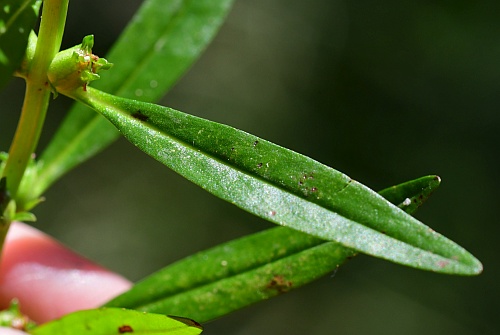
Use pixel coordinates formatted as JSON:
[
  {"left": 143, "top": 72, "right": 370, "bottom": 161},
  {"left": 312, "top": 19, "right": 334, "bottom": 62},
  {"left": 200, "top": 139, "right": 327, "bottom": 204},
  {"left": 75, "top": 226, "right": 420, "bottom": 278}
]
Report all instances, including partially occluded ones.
[
  {"left": 1, "top": 0, "right": 69, "bottom": 252},
  {"left": 2, "top": 0, "right": 69, "bottom": 198}
]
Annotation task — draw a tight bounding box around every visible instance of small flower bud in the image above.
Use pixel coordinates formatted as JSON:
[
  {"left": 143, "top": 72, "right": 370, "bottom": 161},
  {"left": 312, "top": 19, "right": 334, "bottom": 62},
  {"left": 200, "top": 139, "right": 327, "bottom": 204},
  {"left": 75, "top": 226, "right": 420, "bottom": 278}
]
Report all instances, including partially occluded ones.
[{"left": 47, "top": 35, "right": 112, "bottom": 94}]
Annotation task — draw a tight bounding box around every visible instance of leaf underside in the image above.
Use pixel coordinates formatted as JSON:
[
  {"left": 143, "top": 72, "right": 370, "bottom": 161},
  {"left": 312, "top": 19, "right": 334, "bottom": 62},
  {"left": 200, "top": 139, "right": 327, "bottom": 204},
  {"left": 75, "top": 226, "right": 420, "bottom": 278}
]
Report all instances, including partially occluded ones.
[{"left": 72, "top": 87, "right": 482, "bottom": 278}]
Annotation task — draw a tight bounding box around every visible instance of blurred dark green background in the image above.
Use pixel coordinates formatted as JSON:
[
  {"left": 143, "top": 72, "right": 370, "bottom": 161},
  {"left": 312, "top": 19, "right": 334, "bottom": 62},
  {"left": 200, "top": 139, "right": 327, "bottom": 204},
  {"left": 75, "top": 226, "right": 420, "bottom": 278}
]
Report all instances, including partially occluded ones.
[{"left": 1, "top": 1, "right": 498, "bottom": 334}]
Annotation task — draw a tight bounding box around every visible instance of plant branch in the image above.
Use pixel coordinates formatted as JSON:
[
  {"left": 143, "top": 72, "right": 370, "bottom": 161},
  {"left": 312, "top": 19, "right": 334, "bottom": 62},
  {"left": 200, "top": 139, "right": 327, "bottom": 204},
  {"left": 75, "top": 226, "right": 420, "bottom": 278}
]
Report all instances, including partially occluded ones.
[{"left": 2, "top": 0, "right": 69, "bottom": 198}]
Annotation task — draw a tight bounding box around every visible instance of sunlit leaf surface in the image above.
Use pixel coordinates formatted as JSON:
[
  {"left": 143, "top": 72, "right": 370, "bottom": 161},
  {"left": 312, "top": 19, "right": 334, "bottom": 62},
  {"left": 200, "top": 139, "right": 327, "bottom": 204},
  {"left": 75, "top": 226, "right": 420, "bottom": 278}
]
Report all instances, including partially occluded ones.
[{"left": 30, "top": 308, "right": 202, "bottom": 335}]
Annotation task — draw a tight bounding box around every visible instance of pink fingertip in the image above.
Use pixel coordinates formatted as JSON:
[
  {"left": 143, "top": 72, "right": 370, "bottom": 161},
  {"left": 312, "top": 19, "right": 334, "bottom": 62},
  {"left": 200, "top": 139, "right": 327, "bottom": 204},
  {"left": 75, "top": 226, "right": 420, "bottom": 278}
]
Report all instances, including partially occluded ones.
[
  {"left": 0, "top": 222, "right": 132, "bottom": 323},
  {"left": 0, "top": 327, "right": 28, "bottom": 335}
]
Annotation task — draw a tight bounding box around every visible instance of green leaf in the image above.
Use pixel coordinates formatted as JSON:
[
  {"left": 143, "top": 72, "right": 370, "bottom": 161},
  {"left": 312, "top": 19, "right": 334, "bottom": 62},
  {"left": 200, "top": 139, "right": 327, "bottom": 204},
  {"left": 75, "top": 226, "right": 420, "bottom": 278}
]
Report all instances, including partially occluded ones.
[
  {"left": 71, "top": 87, "right": 483, "bottom": 276},
  {"left": 29, "top": 308, "right": 202, "bottom": 335},
  {"left": 379, "top": 175, "right": 441, "bottom": 213},
  {"left": 106, "top": 227, "right": 350, "bottom": 321},
  {"left": 0, "top": 0, "right": 41, "bottom": 88},
  {"left": 35, "top": 0, "right": 234, "bottom": 196},
  {"left": 104, "top": 175, "right": 441, "bottom": 322},
  {"left": 118, "top": 235, "right": 353, "bottom": 323}
]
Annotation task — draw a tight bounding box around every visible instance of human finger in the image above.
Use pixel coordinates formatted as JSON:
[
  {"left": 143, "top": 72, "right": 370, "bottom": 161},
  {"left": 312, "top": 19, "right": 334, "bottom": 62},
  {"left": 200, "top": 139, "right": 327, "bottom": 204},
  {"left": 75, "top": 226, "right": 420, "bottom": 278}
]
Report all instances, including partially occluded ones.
[
  {"left": 0, "top": 327, "right": 28, "bottom": 335},
  {"left": 0, "top": 222, "right": 132, "bottom": 323}
]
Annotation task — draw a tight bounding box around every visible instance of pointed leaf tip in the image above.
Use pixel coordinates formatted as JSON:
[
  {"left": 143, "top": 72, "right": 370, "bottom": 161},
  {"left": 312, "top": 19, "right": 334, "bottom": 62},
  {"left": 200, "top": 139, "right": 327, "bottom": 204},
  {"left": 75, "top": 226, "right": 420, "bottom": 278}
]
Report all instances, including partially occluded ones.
[{"left": 379, "top": 175, "right": 441, "bottom": 214}]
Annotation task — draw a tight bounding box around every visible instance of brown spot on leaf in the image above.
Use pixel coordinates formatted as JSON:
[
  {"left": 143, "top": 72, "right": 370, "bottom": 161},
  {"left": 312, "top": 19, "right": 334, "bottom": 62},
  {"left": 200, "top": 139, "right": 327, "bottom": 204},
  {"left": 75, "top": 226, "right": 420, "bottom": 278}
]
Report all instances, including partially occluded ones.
[
  {"left": 253, "top": 140, "right": 259, "bottom": 147},
  {"left": 437, "top": 260, "right": 449, "bottom": 268},
  {"left": 118, "top": 325, "right": 133, "bottom": 333},
  {"left": 257, "top": 163, "right": 263, "bottom": 168},
  {"left": 266, "top": 275, "right": 293, "bottom": 294},
  {"left": 131, "top": 111, "right": 149, "bottom": 121}
]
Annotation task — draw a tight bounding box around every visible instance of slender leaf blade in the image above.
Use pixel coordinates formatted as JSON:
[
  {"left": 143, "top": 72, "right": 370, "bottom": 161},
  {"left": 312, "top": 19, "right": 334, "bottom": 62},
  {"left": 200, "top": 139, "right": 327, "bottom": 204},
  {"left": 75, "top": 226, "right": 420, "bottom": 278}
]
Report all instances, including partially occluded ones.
[
  {"left": 131, "top": 240, "right": 352, "bottom": 323},
  {"left": 0, "top": 0, "right": 40, "bottom": 88},
  {"left": 29, "top": 308, "right": 202, "bottom": 335},
  {"left": 36, "top": 0, "right": 234, "bottom": 195},
  {"left": 72, "top": 88, "right": 482, "bottom": 276},
  {"left": 106, "top": 227, "right": 334, "bottom": 312}
]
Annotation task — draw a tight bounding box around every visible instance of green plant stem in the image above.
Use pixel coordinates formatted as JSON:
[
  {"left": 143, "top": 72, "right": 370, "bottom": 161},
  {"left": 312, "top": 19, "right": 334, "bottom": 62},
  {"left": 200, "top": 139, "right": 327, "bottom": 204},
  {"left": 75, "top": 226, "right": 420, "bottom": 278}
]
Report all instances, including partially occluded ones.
[{"left": 2, "top": 0, "right": 69, "bottom": 198}]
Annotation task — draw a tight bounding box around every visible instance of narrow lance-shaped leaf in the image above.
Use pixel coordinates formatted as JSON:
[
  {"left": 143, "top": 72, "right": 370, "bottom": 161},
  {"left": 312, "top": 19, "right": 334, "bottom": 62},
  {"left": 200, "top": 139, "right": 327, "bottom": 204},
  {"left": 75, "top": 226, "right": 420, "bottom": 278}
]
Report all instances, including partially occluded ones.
[
  {"left": 35, "top": 0, "right": 234, "bottom": 196},
  {"left": 106, "top": 227, "right": 348, "bottom": 320},
  {"left": 379, "top": 174, "right": 441, "bottom": 213},
  {"left": 126, "top": 239, "right": 353, "bottom": 323},
  {"left": 0, "top": 0, "right": 41, "bottom": 89},
  {"left": 104, "top": 176, "right": 442, "bottom": 322},
  {"left": 29, "top": 308, "right": 202, "bottom": 335},
  {"left": 70, "top": 87, "right": 482, "bottom": 276}
]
